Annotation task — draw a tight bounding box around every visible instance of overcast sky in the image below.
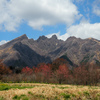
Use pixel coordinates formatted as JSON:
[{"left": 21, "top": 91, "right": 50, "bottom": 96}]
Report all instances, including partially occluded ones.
[{"left": 0, "top": 0, "right": 100, "bottom": 45}]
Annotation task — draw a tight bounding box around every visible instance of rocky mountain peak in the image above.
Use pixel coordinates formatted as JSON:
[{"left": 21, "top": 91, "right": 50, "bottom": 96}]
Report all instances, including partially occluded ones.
[
  {"left": 51, "top": 35, "right": 57, "bottom": 40},
  {"left": 17, "top": 34, "right": 28, "bottom": 40},
  {"left": 37, "top": 35, "right": 47, "bottom": 42},
  {"left": 9, "top": 34, "right": 28, "bottom": 44},
  {"left": 0, "top": 34, "right": 28, "bottom": 50},
  {"left": 67, "top": 36, "right": 78, "bottom": 41}
]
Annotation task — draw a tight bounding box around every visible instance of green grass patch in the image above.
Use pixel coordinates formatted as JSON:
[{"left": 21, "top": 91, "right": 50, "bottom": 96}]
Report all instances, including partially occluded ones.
[
  {"left": 0, "top": 96, "right": 4, "bottom": 100},
  {"left": 60, "top": 93, "right": 71, "bottom": 99},
  {"left": 13, "top": 94, "right": 29, "bottom": 100},
  {"left": 83, "top": 91, "right": 90, "bottom": 96},
  {"left": 31, "top": 94, "right": 45, "bottom": 99},
  {"left": 28, "top": 91, "right": 33, "bottom": 95},
  {"left": 96, "top": 93, "right": 100, "bottom": 100},
  {"left": 0, "top": 83, "right": 34, "bottom": 91},
  {"left": 13, "top": 95, "right": 20, "bottom": 100},
  {"left": 57, "top": 86, "right": 70, "bottom": 89},
  {"left": 71, "top": 94, "right": 76, "bottom": 97},
  {"left": 52, "top": 86, "right": 55, "bottom": 88}
]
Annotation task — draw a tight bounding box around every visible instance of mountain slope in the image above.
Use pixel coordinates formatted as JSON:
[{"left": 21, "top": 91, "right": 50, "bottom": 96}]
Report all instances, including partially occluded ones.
[
  {"left": 0, "top": 34, "right": 100, "bottom": 67},
  {"left": 62, "top": 37, "right": 100, "bottom": 65},
  {"left": 0, "top": 34, "right": 51, "bottom": 67}
]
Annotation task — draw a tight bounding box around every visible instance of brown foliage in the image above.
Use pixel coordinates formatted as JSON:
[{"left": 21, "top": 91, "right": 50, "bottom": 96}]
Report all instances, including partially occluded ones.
[
  {"left": 0, "top": 60, "right": 12, "bottom": 80},
  {"left": 33, "top": 63, "right": 52, "bottom": 83},
  {"left": 51, "top": 58, "right": 68, "bottom": 70},
  {"left": 0, "top": 59, "right": 100, "bottom": 85},
  {"left": 52, "top": 64, "right": 69, "bottom": 84}
]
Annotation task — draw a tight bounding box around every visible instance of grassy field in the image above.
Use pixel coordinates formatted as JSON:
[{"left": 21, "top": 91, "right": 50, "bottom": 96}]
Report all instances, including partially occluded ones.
[{"left": 0, "top": 83, "right": 100, "bottom": 100}]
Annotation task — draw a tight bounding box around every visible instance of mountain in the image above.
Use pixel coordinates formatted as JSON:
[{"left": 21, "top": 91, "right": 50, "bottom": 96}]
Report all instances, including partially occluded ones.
[
  {"left": 0, "top": 34, "right": 51, "bottom": 67},
  {"left": 0, "top": 34, "right": 100, "bottom": 68}
]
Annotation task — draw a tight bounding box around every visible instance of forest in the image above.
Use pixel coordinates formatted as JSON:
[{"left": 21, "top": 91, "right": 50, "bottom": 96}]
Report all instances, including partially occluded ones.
[{"left": 0, "top": 58, "right": 100, "bottom": 86}]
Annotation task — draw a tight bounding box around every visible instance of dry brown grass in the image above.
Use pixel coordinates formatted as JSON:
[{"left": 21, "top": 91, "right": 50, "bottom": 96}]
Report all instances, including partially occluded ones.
[{"left": 0, "top": 83, "right": 100, "bottom": 100}]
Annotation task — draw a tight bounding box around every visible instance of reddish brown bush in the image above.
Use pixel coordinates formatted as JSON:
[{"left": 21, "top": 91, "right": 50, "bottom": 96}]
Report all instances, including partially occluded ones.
[
  {"left": 72, "top": 65, "right": 88, "bottom": 85},
  {"left": 0, "top": 60, "right": 12, "bottom": 80},
  {"left": 52, "top": 64, "right": 69, "bottom": 84},
  {"left": 22, "top": 66, "right": 33, "bottom": 74},
  {"left": 51, "top": 58, "right": 67, "bottom": 70},
  {"left": 33, "top": 63, "right": 52, "bottom": 83},
  {"left": 0, "top": 60, "right": 12, "bottom": 75}
]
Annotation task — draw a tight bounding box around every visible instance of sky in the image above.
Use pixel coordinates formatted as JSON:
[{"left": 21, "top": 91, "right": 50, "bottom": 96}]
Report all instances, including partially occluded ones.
[{"left": 0, "top": 0, "right": 100, "bottom": 45}]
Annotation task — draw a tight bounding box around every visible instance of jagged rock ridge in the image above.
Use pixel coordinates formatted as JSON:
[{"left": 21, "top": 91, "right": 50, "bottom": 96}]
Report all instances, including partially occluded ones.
[{"left": 0, "top": 34, "right": 100, "bottom": 67}]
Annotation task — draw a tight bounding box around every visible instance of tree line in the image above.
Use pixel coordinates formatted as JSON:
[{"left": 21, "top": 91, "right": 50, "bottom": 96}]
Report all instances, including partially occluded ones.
[{"left": 0, "top": 58, "right": 100, "bottom": 85}]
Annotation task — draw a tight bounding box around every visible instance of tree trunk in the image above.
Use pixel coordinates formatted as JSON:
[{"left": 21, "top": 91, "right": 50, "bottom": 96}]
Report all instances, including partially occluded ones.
[{"left": 59, "top": 79, "right": 62, "bottom": 84}]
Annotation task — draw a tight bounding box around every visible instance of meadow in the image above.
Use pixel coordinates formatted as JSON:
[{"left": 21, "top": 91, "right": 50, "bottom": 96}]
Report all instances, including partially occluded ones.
[{"left": 0, "top": 83, "right": 100, "bottom": 100}]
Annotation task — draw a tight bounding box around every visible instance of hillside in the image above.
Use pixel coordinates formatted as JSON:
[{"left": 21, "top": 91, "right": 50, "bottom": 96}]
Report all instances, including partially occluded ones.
[{"left": 0, "top": 34, "right": 100, "bottom": 67}]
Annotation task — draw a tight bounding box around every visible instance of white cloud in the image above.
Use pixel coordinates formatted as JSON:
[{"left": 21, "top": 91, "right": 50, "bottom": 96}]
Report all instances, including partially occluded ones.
[
  {"left": 93, "top": 0, "right": 100, "bottom": 16},
  {"left": 67, "top": 22, "right": 100, "bottom": 40},
  {"left": 46, "top": 32, "right": 69, "bottom": 41},
  {"left": 0, "top": 0, "right": 81, "bottom": 31},
  {"left": 46, "top": 32, "right": 60, "bottom": 38},
  {"left": 0, "top": 40, "right": 8, "bottom": 45},
  {"left": 0, "top": 0, "right": 21, "bottom": 31},
  {"left": 46, "top": 22, "right": 100, "bottom": 41}
]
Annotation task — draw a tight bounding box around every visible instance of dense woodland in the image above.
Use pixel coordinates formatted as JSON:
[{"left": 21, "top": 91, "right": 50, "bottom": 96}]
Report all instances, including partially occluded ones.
[{"left": 0, "top": 58, "right": 100, "bottom": 85}]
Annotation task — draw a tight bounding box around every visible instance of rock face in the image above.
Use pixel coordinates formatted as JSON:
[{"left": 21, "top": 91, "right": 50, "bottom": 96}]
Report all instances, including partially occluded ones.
[{"left": 0, "top": 34, "right": 100, "bottom": 67}]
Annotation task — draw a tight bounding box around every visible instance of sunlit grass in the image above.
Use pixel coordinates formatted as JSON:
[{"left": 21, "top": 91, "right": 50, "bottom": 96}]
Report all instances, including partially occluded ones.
[{"left": 0, "top": 83, "right": 99, "bottom": 100}]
